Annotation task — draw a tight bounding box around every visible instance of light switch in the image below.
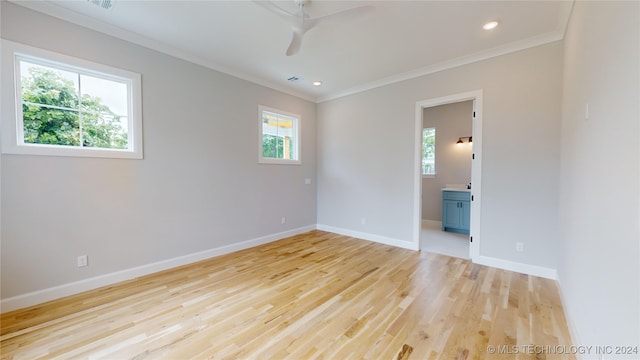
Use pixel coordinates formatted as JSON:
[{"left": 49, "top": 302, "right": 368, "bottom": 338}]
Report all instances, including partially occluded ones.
[{"left": 304, "top": 178, "right": 311, "bottom": 185}]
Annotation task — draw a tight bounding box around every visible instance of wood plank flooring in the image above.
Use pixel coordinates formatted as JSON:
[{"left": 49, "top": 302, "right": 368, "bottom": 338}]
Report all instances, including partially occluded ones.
[{"left": 1, "top": 231, "right": 573, "bottom": 359}]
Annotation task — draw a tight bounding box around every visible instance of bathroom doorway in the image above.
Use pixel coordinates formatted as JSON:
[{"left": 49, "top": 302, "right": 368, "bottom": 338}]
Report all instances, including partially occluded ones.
[{"left": 413, "top": 91, "right": 482, "bottom": 260}]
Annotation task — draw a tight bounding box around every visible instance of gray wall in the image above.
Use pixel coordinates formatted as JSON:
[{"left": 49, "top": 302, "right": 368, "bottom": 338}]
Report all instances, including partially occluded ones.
[
  {"left": 318, "top": 42, "right": 563, "bottom": 269},
  {"left": 422, "top": 101, "right": 473, "bottom": 221},
  {"left": 559, "top": 1, "right": 639, "bottom": 350},
  {"left": 0, "top": 3, "right": 317, "bottom": 299}
]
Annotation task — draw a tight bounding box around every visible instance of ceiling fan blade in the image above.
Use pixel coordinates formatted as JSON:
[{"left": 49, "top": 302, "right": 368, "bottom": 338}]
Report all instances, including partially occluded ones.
[
  {"left": 286, "top": 29, "right": 305, "bottom": 56},
  {"left": 307, "top": 5, "right": 375, "bottom": 28},
  {"left": 287, "top": 5, "right": 373, "bottom": 55},
  {"left": 254, "top": 1, "right": 375, "bottom": 56}
]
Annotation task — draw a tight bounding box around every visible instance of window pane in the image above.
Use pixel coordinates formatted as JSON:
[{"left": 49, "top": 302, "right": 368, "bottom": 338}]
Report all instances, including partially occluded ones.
[
  {"left": 23, "top": 104, "right": 80, "bottom": 146},
  {"left": 80, "top": 74, "right": 128, "bottom": 116},
  {"left": 422, "top": 128, "right": 436, "bottom": 175},
  {"left": 20, "top": 61, "right": 79, "bottom": 110},
  {"left": 262, "top": 111, "right": 296, "bottom": 160},
  {"left": 277, "top": 117, "right": 293, "bottom": 130},
  {"left": 263, "top": 134, "right": 283, "bottom": 158},
  {"left": 288, "top": 137, "right": 294, "bottom": 159},
  {"left": 82, "top": 112, "right": 128, "bottom": 149},
  {"left": 19, "top": 60, "right": 133, "bottom": 151},
  {"left": 20, "top": 61, "right": 82, "bottom": 147}
]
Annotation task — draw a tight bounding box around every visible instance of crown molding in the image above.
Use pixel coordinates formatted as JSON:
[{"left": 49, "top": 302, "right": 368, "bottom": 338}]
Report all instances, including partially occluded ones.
[
  {"left": 556, "top": 0, "right": 576, "bottom": 40},
  {"left": 317, "top": 0, "right": 575, "bottom": 102},
  {"left": 317, "top": 31, "right": 565, "bottom": 103},
  {"left": 6, "top": 0, "right": 318, "bottom": 103},
  {"left": 7, "top": 0, "right": 574, "bottom": 105}
]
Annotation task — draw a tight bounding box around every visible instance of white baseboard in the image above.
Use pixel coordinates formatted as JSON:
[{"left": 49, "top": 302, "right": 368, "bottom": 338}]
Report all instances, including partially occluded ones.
[
  {"left": 0, "top": 225, "right": 316, "bottom": 313},
  {"left": 2, "top": 224, "right": 562, "bottom": 313},
  {"left": 421, "top": 220, "right": 556, "bottom": 280},
  {"left": 316, "top": 224, "right": 419, "bottom": 251},
  {"left": 555, "top": 275, "right": 584, "bottom": 358},
  {"left": 474, "top": 255, "right": 558, "bottom": 280}
]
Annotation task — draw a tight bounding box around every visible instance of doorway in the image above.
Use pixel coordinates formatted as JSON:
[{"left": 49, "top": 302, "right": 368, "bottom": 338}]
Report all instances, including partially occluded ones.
[{"left": 412, "top": 90, "right": 482, "bottom": 260}]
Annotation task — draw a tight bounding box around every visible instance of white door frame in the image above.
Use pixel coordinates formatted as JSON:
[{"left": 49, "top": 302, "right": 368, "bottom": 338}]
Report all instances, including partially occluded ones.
[{"left": 413, "top": 90, "right": 483, "bottom": 260}]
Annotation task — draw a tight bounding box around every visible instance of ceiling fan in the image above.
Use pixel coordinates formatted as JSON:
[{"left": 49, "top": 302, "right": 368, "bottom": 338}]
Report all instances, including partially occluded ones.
[{"left": 255, "top": 0, "right": 374, "bottom": 56}]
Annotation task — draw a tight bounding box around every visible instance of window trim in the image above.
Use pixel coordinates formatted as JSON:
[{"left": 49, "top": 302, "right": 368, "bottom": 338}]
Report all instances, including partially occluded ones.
[
  {"left": 258, "top": 105, "right": 301, "bottom": 165},
  {"left": 1, "top": 40, "right": 143, "bottom": 159}
]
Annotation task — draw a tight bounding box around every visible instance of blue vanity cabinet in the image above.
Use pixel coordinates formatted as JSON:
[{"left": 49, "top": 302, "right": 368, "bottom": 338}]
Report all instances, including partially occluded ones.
[{"left": 441, "top": 190, "right": 471, "bottom": 235}]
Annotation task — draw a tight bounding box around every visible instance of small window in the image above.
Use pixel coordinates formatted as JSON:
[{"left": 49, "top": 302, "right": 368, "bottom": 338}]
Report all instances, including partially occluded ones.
[
  {"left": 2, "top": 41, "right": 143, "bottom": 159},
  {"left": 258, "top": 105, "right": 301, "bottom": 165},
  {"left": 422, "top": 127, "right": 436, "bottom": 176}
]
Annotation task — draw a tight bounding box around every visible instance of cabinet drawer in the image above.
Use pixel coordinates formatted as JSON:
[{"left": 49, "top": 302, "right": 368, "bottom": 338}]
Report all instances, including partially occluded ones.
[{"left": 442, "top": 191, "right": 470, "bottom": 201}]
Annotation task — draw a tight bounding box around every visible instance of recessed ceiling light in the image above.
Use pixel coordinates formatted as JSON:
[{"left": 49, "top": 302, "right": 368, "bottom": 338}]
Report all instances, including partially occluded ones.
[
  {"left": 313, "top": 81, "right": 322, "bottom": 86},
  {"left": 483, "top": 20, "right": 499, "bottom": 30}
]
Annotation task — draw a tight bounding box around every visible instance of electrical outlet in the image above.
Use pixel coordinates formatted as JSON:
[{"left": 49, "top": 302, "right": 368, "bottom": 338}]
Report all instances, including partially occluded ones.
[
  {"left": 281, "top": 217, "right": 286, "bottom": 224},
  {"left": 77, "top": 255, "right": 88, "bottom": 267},
  {"left": 361, "top": 218, "right": 366, "bottom": 225},
  {"left": 516, "top": 242, "right": 524, "bottom": 252},
  {"left": 304, "top": 178, "right": 311, "bottom": 185}
]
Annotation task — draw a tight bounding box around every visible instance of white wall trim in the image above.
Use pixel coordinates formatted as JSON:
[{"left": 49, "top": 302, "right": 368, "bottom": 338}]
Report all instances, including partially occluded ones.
[
  {"left": 474, "top": 255, "right": 558, "bottom": 280},
  {"left": 2, "top": 224, "right": 565, "bottom": 312},
  {"left": 415, "top": 90, "right": 483, "bottom": 261},
  {"left": 421, "top": 219, "right": 442, "bottom": 228},
  {"left": 5, "top": 0, "right": 317, "bottom": 103},
  {"left": 0, "top": 225, "right": 316, "bottom": 313},
  {"left": 317, "top": 33, "right": 563, "bottom": 103},
  {"left": 555, "top": 0, "right": 576, "bottom": 40},
  {"left": 8, "top": 1, "right": 568, "bottom": 105},
  {"left": 319, "top": 224, "right": 556, "bottom": 280},
  {"left": 316, "top": 224, "right": 419, "bottom": 251},
  {"left": 555, "top": 275, "right": 583, "bottom": 359}
]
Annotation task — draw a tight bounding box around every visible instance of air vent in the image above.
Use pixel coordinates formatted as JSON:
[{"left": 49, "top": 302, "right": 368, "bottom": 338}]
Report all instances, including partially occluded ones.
[
  {"left": 287, "top": 76, "right": 300, "bottom": 82},
  {"left": 86, "top": 0, "right": 115, "bottom": 11}
]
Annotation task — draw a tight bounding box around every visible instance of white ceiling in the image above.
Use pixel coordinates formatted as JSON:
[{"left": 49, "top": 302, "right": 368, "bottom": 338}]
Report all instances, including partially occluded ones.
[{"left": 10, "top": 0, "right": 574, "bottom": 102}]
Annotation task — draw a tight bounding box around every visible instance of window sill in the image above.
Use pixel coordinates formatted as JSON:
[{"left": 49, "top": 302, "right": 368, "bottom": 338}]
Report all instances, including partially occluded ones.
[
  {"left": 259, "top": 157, "right": 301, "bottom": 165},
  {"left": 422, "top": 174, "right": 436, "bottom": 179},
  {"left": 2, "top": 143, "right": 143, "bottom": 159}
]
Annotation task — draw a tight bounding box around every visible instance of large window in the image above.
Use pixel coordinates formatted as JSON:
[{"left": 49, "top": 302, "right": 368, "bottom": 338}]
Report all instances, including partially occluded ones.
[
  {"left": 2, "top": 41, "right": 143, "bottom": 159},
  {"left": 422, "top": 127, "right": 436, "bottom": 176},
  {"left": 258, "top": 105, "right": 301, "bottom": 165}
]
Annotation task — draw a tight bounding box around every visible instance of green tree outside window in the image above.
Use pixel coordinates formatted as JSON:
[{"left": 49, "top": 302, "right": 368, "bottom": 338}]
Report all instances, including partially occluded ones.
[
  {"left": 422, "top": 128, "right": 435, "bottom": 175},
  {"left": 21, "top": 65, "right": 128, "bottom": 149}
]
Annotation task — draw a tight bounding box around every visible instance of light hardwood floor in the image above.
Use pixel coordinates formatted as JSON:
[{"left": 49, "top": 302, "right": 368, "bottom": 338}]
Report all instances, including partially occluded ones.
[{"left": 1, "top": 231, "right": 573, "bottom": 359}]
